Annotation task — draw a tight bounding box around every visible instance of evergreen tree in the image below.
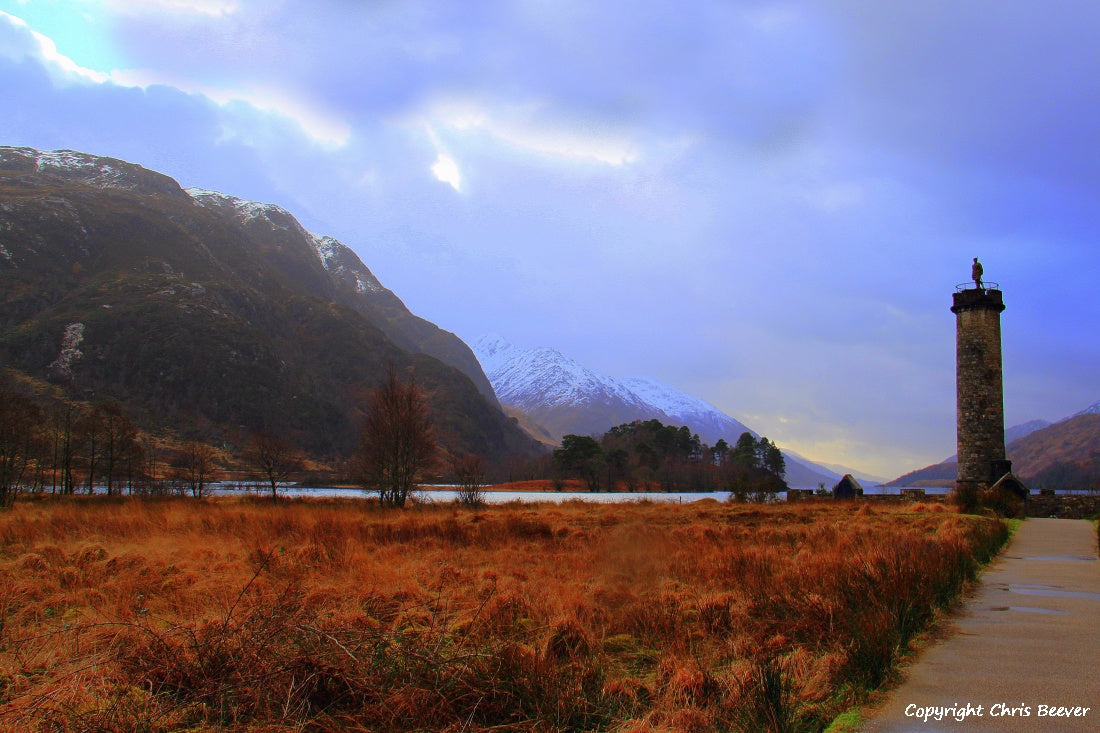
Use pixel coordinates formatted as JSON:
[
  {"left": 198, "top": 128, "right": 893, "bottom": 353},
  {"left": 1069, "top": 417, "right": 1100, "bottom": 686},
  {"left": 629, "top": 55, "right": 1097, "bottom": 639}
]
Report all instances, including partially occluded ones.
[{"left": 554, "top": 434, "right": 604, "bottom": 491}]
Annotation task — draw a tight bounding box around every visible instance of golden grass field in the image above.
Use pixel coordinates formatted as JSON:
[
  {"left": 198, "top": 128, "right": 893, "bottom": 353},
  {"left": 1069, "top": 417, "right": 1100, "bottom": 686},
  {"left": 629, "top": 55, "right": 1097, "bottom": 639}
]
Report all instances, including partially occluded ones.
[{"left": 0, "top": 497, "right": 1008, "bottom": 732}]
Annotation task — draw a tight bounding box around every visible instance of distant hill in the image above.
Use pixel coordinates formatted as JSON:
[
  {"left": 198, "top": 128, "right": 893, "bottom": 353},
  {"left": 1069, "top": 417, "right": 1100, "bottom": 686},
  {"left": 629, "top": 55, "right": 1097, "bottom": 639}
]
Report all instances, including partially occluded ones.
[
  {"left": 795, "top": 457, "right": 887, "bottom": 487},
  {"left": 473, "top": 335, "right": 841, "bottom": 487},
  {"left": 932, "top": 420, "right": 1052, "bottom": 465},
  {"left": 1005, "top": 419, "right": 1054, "bottom": 445},
  {"left": 0, "top": 146, "right": 539, "bottom": 466},
  {"left": 1074, "top": 399, "right": 1100, "bottom": 417},
  {"left": 1007, "top": 413, "right": 1100, "bottom": 489},
  {"left": 886, "top": 412, "right": 1100, "bottom": 489},
  {"left": 885, "top": 461, "right": 959, "bottom": 488}
]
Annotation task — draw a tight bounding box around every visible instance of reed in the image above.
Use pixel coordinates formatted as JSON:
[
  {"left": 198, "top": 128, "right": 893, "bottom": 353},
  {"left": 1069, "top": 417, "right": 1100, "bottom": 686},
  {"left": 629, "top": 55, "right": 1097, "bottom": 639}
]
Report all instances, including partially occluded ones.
[{"left": 0, "top": 497, "right": 1007, "bottom": 731}]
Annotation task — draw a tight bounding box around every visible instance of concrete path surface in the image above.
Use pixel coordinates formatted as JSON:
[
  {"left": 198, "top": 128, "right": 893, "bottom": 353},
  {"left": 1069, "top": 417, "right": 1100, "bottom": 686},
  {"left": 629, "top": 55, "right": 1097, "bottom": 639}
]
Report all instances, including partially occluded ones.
[{"left": 861, "top": 518, "right": 1099, "bottom": 732}]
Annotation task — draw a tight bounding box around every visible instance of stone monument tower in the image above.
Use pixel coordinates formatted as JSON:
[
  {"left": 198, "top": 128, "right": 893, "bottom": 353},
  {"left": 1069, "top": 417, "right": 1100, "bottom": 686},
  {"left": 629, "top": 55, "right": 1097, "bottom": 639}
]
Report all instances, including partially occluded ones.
[{"left": 951, "top": 261, "right": 1012, "bottom": 499}]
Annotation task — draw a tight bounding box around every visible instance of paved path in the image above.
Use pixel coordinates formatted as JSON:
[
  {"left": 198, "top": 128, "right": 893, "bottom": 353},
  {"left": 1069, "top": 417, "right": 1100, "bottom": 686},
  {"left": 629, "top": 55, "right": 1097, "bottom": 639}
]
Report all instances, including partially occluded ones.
[{"left": 861, "top": 518, "right": 1099, "bottom": 732}]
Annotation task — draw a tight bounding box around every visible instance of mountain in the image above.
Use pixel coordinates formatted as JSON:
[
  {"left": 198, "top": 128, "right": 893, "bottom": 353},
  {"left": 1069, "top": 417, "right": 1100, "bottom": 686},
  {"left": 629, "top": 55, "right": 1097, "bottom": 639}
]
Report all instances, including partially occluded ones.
[
  {"left": 884, "top": 461, "right": 959, "bottom": 488},
  {"left": 473, "top": 335, "right": 840, "bottom": 487},
  {"left": 474, "top": 335, "right": 657, "bottom": 439},
  {"left": 618, "top": 377, "right": 755, "bottom": 448},
  {"left": 1074, "top": 400, "right": 1100, "bottom": 417},
  {"left": 935, "top": 419, "right": 1052, "bottom": 466},
  {"left": 1006, "top": 419, "right": 1053, "bottom": 444},
  {"left": 1006, "top": 413, "right": 1100, "bottom": 488},
  {"left": 184, "top": 187, "right": 498, "bottom": 405},
  {"left": 474, "top": 335, "right": 757, "bottom": 444},
  {"left": 0, "top": 146, "right": 536, "bottom": 465},
  {"left": 886, "top": 410, "right": 1098, "bottom": 488},
  {"left": 811, "top": 462, "right": 887, "bottom": 486}
]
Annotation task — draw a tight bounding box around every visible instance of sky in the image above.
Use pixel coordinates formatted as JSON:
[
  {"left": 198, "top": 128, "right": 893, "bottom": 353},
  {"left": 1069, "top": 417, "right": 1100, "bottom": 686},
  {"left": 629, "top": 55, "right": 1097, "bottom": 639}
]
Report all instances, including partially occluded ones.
[{"left": 2, "top": 1, "right": 1098, "bottom": 479}]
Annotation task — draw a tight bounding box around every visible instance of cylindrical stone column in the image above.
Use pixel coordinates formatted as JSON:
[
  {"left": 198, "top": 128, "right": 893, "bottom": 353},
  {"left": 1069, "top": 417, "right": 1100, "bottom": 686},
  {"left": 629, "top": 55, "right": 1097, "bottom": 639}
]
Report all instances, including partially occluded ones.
[{"left": 951, "top": 287, "right": 1007, "bottom": 496}]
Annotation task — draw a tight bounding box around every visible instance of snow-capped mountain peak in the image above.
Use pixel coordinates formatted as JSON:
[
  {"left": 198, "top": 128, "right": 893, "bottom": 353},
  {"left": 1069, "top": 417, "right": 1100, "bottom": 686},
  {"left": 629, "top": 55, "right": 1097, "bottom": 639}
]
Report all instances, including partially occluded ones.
[
  {"left": 481, "top": 340, "right": 646, "bottom": 411},
  {"left": 473, "top": 336, "right": 747, "bottom": 443},
  {"left": 472, "top": 335, "right": 845, "bottom": 487}
]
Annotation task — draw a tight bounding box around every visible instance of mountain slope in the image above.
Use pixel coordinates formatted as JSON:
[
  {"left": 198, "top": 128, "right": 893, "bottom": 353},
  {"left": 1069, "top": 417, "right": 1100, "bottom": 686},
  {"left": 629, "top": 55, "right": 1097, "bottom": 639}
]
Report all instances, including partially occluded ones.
[
  {"left": 474, "top": 335, "right": 839, "bottom": 486},
  {"left": 810, "top": 460, "right": 888, "bottom": 486},
  {"left": 886, "top": 411, "right": 1100, "bottom": 488},
  {"left": 0, "top": 146, "right": 534, "bottom": 464},
  {"left": 1007, "top": 413, "right": 1100, "bottom": 486},
  {"left": 475, "top": 335, "right": 657, "bottom": 439},
  {"left": 185, "top": 187, "right": 497, "bottom": 404},
  {"left": 1074, "top": 400, "right": 1100, "bottom": 417},
  {"left": 617, "top": 377, "right": 754, "bottom": 447}
]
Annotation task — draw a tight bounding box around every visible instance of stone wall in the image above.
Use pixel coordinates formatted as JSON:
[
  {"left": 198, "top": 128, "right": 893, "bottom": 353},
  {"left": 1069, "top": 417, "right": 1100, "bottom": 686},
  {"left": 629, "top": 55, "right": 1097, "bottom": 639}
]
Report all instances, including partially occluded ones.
[
  {"left": 797, "top": 492, "right": 1100, "bottom": 519},
  {"left": 1025, "top": 494, "right": 1100, "bottom": 519}
]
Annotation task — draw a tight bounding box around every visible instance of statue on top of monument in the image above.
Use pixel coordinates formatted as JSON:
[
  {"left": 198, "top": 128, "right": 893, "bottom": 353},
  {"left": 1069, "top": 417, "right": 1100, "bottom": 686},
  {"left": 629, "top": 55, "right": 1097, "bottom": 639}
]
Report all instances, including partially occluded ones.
[{"left": 972, "top": 257, "right": 984, "bottom": 289}]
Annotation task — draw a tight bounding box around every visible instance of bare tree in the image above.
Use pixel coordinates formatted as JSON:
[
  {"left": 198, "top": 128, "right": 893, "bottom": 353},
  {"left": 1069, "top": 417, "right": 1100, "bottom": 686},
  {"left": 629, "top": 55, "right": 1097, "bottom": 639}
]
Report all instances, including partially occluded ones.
[
  {"left": 184, "top": 441, "right": 217, "bottom": 498},
  {"left": 356, "top": 367, "right": 437, "bottom": 508},
  {"left": 0, "top": 380, "right": 42, "bottom": 508},
  {"left": 452, "top": 453, "right": 486, "bottom": 506},
  {"left": 97, "top": 401, "right": 138, "bottom": 496},
  {"left": 141, "top": 436, "right": 161, "bottom": 494},
  {"left": 248, "top": 433, "right": 299, "bottom": 501},
  {"left": 48, "top": 400, "right": 78, "bottom": 494},
  {"left": 122, "top": 438, "right": 146, "bottom": 495},
  {"left": 76, "top": 405, "right": 105, "bottom": 494}
]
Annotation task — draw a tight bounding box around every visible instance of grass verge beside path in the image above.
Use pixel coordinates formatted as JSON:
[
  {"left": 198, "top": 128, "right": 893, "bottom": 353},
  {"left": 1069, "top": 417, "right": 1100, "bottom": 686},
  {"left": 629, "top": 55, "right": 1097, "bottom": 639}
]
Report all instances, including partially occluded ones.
[
  {"left": 0, "top": 497, "right": 1008, "bottom": 732},
  {"left": 825, "top": 516, "right": 1021, "bottom": 732}
]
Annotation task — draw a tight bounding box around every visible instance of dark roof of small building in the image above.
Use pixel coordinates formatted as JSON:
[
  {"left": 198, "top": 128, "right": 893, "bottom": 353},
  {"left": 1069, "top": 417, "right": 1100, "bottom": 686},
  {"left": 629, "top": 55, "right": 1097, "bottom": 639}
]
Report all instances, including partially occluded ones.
[
  {"left": 833, "top": 473, "right": 864, "bottom": 498},
  {"left": 989, "top": 472, "right": 1028, "bottom": 499}
]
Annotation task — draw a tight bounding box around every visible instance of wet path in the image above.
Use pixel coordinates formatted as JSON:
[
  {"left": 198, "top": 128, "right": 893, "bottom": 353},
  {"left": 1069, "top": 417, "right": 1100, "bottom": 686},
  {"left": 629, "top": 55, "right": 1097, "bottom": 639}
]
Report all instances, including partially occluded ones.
[{"left": 861, "top": 518, "right": 1099, "bottom": 732}]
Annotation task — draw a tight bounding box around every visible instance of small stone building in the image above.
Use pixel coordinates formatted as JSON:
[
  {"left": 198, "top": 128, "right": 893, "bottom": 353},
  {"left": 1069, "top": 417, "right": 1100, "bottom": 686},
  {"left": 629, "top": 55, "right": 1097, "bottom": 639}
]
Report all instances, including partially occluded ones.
[
  {"left": 989, "top": 472, "right": 1028, "bottom": 499},
  {"left": 832, "top": 474, "right": 864, "bottom": 499}
]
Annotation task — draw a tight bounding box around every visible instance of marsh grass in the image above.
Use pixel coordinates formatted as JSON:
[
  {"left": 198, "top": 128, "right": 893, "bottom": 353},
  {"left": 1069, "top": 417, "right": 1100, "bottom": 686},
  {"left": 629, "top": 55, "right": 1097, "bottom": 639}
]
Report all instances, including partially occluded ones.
[{"left": 0, "top": 496, "right": 1007, "bottom": 731}]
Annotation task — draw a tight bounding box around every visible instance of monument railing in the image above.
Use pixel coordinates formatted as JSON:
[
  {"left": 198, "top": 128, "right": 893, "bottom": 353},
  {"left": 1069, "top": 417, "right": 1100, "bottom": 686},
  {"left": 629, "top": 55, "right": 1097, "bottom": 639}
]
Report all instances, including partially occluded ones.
[{"left": 955, "top": 281, "right": 1000, "bottom": 292}]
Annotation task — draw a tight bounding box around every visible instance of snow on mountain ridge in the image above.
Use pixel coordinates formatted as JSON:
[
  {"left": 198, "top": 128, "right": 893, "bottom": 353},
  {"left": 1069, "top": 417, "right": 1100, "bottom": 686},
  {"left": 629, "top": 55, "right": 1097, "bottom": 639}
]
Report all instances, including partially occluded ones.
[
  {"left": 473, "top": 334, "right": 516, "bottom": 374},
  {"left": 311, "top": 234, "right": 342, "bottom": 267},
  {"left": 186, "top": 187, "right": 298, "bottom": 228},
  {"left": 1, "top": 146, "right": 181, "bottom": 195},
  {"left": 620, "top": 377, "right": 728, "bottom": 420},
  {"left": 473, "top": 335, "right": 843, "bottom": 487},
  {"left": 186, "top": 188, "right": 385, "bottom": 294},
  {"left": 474, "top": 336, "right": 747, "bottom": 438},
  {"left": 484, "top": 342, "right": 648, "bottom": 411},
  {"left": 308, "top": 233, "right": 385, "bottom": 294},
  {"left": 619, "top": 376, "right": 758, "bottom": 447},
  {"left": 33, "top": 149, "right": 124, "bottom": 183},
  {"left": 1074, "top": 400, "right": 1100, "bottom": 417}
]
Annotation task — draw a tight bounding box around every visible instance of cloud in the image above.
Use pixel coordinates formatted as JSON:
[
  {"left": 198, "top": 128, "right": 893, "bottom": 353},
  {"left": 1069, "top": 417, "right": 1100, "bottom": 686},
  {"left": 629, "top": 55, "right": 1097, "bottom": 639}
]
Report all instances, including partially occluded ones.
[
  {"left": 0, "top": 10, "right": 349, "bottom": 147},
  {"left": 430, "top": 151, "right": 462, "bottom": 191},
  {"left": 423, "top": 97, "right": 640, "bottom": 167},
  {"left": 112, "top": 67, "right": 351, "bottom": 147},
  {"left": 104, "top": 0, "right": 240, "bottom": 16},
  {"left": 0, "top": 10, "right": 108, "bottom": 84}
]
